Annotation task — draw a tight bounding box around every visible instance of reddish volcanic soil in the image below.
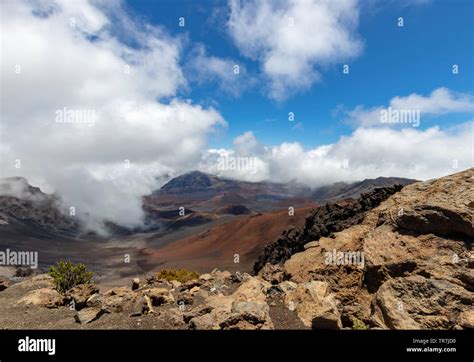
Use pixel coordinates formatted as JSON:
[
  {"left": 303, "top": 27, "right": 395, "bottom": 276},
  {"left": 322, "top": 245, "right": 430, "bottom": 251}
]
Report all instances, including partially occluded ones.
[{"left": 143, "top": 206, "right": 314, "bottom": 274}]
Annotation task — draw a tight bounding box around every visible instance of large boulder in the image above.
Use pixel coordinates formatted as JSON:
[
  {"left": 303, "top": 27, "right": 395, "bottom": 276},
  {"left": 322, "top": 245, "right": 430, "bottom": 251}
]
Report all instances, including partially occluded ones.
[
  {"left": 220, "top": 300, "right": 274, "bottom": 330},
  {"left": 456, "top": 310, "right": 474, "bottom": 329},
  {"left": 283, "top": 231, "right": 365, "bottom": 304},
  {"left": 233, "top": 276, "right": 270, "bottom": 302},
  {"left": 259, "top": 263, "right": 284, "bottom": 285},
  {"left": 65, "top": 284, "right": 99, "bottom": 310},
  {"left": 17, "top": 288, "right": 63, "bottom": 308},
  {"left": 129, "top": 296, "right": 149, "bottom": 317},
  {"left": 188, "top": 294, "right": 274, "bottom": 330},
  {"left": 75, "top": 307, "right": 107, "bottom": 324},
  {"left": 102, "top": 287, "right": 139, "bottom": 314},
  {"left": 395, "top": 205, "right": 473, "bottom": 238},
  {"left": 143, "top": 287, "right": 174, "bottom": 306},
  {"left": 188, "top": 294, "right": 233, "bottom": 330},
  {"left": 284, "top": 281, "right": 342, "bottom": 329},
  {"left": 371, "top": 275, "right": 473, "bottom": 330}
]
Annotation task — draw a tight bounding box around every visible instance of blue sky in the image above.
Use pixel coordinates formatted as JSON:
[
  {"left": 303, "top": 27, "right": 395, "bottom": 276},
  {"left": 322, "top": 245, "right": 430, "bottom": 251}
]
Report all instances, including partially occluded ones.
[{"left": 125, "top": 0, "right": 473, "bottom": 148}]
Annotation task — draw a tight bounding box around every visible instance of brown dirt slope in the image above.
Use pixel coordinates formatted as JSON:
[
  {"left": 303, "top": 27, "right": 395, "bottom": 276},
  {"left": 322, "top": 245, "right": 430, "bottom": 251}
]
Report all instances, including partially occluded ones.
[{"left": 145, "top": 206, "right": 313, "bottom": 273}]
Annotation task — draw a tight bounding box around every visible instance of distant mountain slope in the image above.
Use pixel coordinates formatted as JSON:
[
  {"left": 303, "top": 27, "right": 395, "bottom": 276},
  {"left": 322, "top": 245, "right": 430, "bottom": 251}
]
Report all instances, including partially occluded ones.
[
  {"left": 151, "top": 170, "right": 417, "bottom": 214},
  {"left": 143, "top": 206, "right": 314, "bottom": 273},
  {"left": 0, "top": 173, "right": 417, "bottom": 254},
  {"left": 0, "top": 172, "right": 417, "bottom": 240},
  {"left": 158, "top": 171, "right": 217, "bottom": 194},
  {"left": 155, "top": 170, "right": 309, "bottom": 200},
  {"left": 216, "top": 205, "right": 252, "bottom": 215},
  {"left": 311, "top": 177, "right": 416, "bottom": 201},
  {"left": 0, "top": 177, "right": 81, "bottom": 238},
  {"left": 201, "top": 191, "right": 249, "bottom": 208}
]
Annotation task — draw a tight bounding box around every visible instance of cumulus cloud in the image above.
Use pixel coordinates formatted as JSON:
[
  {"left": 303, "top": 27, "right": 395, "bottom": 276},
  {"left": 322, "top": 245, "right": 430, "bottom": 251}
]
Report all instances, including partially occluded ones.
[
  {"left": 202, "top": 123, "right": 473, "bottom": 187},
  {"left": 228, "top": 0, "right": 363, "bottom": 100},
  {"left": 232, "top": 131, "right": 264, "bottom": 156},
  {"left": 347, "top": 88, "right": 474, "bottom": 127},
  {"left": 186, "top": 44, "right": 253, "bottom": 96},
  {"left": 0, "top": 0, "right": 226, "bottom": 232}
]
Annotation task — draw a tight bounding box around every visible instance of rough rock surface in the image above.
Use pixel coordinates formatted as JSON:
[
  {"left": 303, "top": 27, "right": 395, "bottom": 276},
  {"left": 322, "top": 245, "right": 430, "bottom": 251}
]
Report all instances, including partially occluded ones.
[
  {"left": 75, "top": 307, "right": 107, "bottom": 324},
  {"left": 281, "top": 168, "right": 473, "bottom": 329},
  {"left": 65, "top": 284, "right": 99, "bottom": 310},
  {"left": 371, "top": 275, "right": 473, "bottom": 329},
  {"left": 17, "top": 288, "right": 63, "bottom": 308},
  {"left": 284, "top": 281, "right": 342, "bottom": 329}
]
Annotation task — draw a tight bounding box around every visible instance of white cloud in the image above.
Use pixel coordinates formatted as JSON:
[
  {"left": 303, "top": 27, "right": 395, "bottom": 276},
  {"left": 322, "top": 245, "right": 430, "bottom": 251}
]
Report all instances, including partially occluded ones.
[
  {"left": 391, "top": 88, "right": 474, "bottom": 114},
  {"left": 228, "top": 0, "right": 362, "bottom": 100},
  {"left": 186, "top": 44, "right": 253, "bottom": 96},
  {"left": 202, "top": 122, "right": 473, "bottom": 186},
  {"left": 0, "top": 0, "right": 226, "bottom": 232},
  {"left": 232, "top": 131, "right": 263, "bottom": 156},
  {"left": 347, "top": 88, "right": 474, "bottom": 127}
]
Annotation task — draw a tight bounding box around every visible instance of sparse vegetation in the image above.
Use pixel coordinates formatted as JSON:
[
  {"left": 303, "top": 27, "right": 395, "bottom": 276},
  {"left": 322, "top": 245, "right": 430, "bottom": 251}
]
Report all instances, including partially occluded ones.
[
  {"left": 48, "top": 261, "right": 94, "bottom": 294},
  {"left": 155, "top": 268, "right": 199, "bottom": 283},
  {"left": 351, "top": 317, "right": 368, "bottom": 330}
]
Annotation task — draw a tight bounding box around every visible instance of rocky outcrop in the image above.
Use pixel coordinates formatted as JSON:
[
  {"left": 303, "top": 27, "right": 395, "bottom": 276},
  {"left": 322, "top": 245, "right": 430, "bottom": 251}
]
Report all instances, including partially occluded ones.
[
  {"left": 187, "top": 275, "right": 274, "bottom": 330},
  {"left": 143, "top": 287, "right": 175, "bottom": 306},
  {"left": 284, "top": 281, "right": 342, "bottom": 329},
  {"left": 17, "top": 288, "right": 63, "bottom": 308},
  {"left": 279, "top": 168, "right": 473, "bottom": 329},
  {"left": 254, "top": 185, "right": 404, "bottom": 274},
  {"left": 65, "top": 284, "right": 99, "bottom": 310},
  {"left": 370, "top": 275, "right": 473, "bottom": 329}
]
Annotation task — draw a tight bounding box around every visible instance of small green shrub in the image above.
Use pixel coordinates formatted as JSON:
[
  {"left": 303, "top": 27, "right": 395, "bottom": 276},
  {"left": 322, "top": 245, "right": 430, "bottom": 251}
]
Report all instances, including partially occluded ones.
[
  {"left": 155, "top": 268, "right": 199, "bottom": 283},
  {"left": 351, "top": 317, "right": 369, "bottom": 330},
  {"left": 48, "top": 261, "right": 94, "bottom": 294}
]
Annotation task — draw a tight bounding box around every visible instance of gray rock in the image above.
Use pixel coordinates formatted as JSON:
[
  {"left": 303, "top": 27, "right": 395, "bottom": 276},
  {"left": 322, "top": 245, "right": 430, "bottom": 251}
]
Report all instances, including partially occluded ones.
[
  {"left": 129, "top": 296, "right": 147, "bottom": 317},
  {"left": 75, "top": 307, "right": 107, "bottom": 324},
  {"left": 231, "top": 301, "right": 268, "bottom": 321},
  {"left": 86, "top": 293, "right": 102, "bottom": 308}
]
